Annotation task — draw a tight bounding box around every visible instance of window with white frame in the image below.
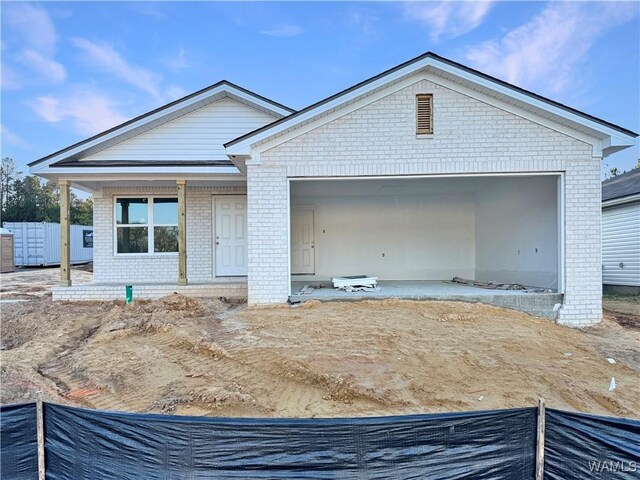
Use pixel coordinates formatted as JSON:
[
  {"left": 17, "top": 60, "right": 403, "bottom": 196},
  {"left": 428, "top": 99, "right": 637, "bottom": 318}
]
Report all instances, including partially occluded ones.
[{"left": 115, "top": 197, "right": 179, "bottom": 254}]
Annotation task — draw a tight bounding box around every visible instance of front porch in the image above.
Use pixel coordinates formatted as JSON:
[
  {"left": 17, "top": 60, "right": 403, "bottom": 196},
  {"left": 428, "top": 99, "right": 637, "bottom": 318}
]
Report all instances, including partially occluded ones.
[{"left": 52, "top": 277, "right": 247, "bottom": 302}]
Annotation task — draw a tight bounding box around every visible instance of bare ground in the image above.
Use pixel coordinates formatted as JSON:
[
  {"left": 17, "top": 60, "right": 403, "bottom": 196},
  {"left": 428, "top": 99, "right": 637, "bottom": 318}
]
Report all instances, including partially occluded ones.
[
  {"left": 1, "top": 274, "right": 638, "bottom": 418},
  {"left": 0, "top": 265, "right": 92, "bottom": 300}
]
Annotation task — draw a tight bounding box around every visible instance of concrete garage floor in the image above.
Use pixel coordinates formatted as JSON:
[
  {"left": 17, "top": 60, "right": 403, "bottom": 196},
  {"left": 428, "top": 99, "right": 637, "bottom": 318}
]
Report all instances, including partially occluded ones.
[{"left": 290, "top": 280, "right": 563, "bottom": 319}]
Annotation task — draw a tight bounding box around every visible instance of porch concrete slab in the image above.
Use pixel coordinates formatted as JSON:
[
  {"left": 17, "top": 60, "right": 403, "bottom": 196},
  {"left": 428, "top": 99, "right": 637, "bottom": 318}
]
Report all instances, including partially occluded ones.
[
  {"left": 53, "top": 280, "right": 247, "bottom": 302},
  {"left": 290, "top": 281, "right": 563, "bottom": 320}
]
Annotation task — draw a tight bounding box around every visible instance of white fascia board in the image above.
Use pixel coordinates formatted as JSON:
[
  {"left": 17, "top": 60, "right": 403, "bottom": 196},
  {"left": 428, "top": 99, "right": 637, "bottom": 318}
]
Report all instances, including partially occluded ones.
[
  {"left": 226, "top": 56, "right": 635, "bottom": 157},
  {"left": 30, "top": 85, "right": 290, "bottom": 174},
  {"left": 40, "top": 166, "right": 241, "bottom": 176},
  {"left": 602, "top": 193, "right": 640, "bottom": 208},
  {"left": 600, "top": 134, "right": 636, "bottom": 157}
]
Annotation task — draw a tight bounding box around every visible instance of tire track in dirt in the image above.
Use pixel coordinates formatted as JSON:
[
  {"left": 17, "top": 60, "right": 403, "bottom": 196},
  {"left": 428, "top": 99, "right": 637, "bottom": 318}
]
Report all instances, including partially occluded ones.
[{"left": 37, "top": 325, "right": 396, "bottom": 417}]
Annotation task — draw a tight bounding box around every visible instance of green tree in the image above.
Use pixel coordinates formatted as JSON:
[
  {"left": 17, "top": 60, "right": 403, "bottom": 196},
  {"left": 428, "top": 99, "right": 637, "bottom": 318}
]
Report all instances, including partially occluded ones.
[
  {"left": 1, "top": 157, "right": 21, "bottom": 221},
  {"left": 0, "top": 157, "right": 92, "bottom": 224},
  {"left": 41, "top": 180, "right": 61, "bottom": 222},
  {"left": 71, "top": 196, "right": 93, "bottom": 225}
]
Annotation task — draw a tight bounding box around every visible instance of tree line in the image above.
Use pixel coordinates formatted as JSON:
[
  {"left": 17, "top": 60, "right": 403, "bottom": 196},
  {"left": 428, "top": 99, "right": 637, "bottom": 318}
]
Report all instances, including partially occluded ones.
[
  {"left": 1, "top": 157, "right": 93, "bottom": 226},
  {"left": 606, "top": 159, "right": 640, "bottom": 179}
]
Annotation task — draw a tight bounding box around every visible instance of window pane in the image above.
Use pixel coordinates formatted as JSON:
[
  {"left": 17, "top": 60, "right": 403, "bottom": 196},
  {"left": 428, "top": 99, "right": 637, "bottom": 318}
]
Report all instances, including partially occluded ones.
[
  {"left": 116, "top": 198, "right": 148, "bottom": 224},
  {"left": 154, "top": 226, "right": 178, "bottom": 253},
  {"left": 117, "top": 227, "right": 148, "bottom": 253},
  {"left": 153, "top": 198, "right": 178, "bottom": 225}
]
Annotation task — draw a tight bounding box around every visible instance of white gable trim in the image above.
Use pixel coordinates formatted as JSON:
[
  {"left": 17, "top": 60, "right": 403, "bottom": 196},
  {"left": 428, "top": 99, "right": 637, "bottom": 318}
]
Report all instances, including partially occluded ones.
[
  {"left": 241, "top": 73, "right": 608, "bottom": 163},
  {"left": 30, "top": 83, "right": 292, "bottom": 174},
  {"left": 225, "top": 56, "right": 635, "bottom": 158}
]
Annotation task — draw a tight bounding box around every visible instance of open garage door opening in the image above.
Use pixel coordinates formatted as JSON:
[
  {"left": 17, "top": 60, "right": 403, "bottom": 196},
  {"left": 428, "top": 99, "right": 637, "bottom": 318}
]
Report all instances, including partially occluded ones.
[{"left": 289, "top": 174, "right": 563, "bottom": 316}]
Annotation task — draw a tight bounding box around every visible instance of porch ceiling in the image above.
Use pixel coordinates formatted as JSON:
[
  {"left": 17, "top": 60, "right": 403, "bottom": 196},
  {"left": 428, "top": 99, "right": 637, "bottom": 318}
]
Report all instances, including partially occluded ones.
[{"left": 50, "top": 177, "right": 247, "bottom": 195}]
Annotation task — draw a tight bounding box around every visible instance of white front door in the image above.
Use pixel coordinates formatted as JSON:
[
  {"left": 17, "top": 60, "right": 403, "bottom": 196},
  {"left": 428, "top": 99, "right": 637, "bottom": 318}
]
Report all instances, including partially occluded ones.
[
  {"left": 214, "top": 196, "right": 247, "bottom": 276},
  {"left": 291, "top": 210, "right": 315, "bottom": 274}
]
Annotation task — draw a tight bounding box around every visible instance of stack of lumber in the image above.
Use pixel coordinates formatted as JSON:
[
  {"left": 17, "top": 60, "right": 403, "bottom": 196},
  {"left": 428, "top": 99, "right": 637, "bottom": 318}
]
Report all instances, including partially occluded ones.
[{"left": 332, "top": 276, "right": 379, "bottom": 292}]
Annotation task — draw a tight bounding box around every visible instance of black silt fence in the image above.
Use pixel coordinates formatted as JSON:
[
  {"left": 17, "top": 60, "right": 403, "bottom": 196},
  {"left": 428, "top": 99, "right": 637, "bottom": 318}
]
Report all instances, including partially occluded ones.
[
  {"left": 544, "top": 409, "right": 640, "bottom": 480},
  {"left": 0, "top": 402, "right": 638, "bottom": 479},
  {"left": 43, "top": 405, "right": 536, "bottom": 479},
  {"left": 0, "top": 403, "right": 38, "bottom": 480}
]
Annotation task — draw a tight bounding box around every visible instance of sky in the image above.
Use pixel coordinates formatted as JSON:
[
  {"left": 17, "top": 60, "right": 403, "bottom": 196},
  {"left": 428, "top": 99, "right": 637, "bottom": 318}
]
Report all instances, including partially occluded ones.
[{"left": 1, "top": 1, "right": 639, "bottom": 179}]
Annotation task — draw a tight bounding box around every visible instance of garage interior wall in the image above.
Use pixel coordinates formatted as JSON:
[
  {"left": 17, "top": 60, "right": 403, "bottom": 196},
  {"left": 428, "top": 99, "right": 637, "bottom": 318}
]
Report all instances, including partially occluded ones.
[
  {"left": 475, "top": 176, "right": 558, "bottom": 289},
  {"left": 290, "top": 176, "right": 558, "bottom": 289}
]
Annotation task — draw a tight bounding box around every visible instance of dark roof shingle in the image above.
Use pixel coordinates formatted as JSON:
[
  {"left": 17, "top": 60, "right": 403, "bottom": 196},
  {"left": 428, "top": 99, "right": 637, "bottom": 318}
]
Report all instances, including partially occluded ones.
[{"left": 602, "top": 168, "right": 640, "bottom": 202}]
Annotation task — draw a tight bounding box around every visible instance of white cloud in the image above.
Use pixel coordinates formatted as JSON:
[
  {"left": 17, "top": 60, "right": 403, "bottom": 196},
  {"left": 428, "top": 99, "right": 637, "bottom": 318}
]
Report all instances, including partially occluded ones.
[
  {"left": 17, "top": 50, "right": 66, "bottom": 83},
  {"left": 2, "top": 3, "right": 57, "bottom": 54},
  {"left": 0, "top": 124, "right": 33, "bottom": 150},
  {"left": 71, "top": 38, "right": 164, "bottom": 101},
  {"left": 29, "top": 96, "right": 63, "bottom": 123},
  {"left": 405, "top": 0, "right": 494, "bottom": 41},
  {"left": 29, "top": 91, "right": 127, "bottom": 135},
  {"left": 1, "top": 64, "right": 22, "bottom": 90},
  {"left": 2, "top": 3, "right": 67, "bottom": 87},
  {"left": 164, "top": 47, "right": 189, "bottom": 71},
  {"left": 261, "top": 24, "right": 304, "bottom": 37},
  {"left": 465, "top": 2, "right": 639, "bottom": 95},
  {"left": 347, "top": 9, "right": 381, "bottom": 36}
]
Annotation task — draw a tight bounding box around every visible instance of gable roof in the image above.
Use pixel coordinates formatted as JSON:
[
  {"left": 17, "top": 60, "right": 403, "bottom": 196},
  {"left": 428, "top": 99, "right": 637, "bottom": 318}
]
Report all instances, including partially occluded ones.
[
  {"left": 29, "top": 80, "right": 294, "bottom": 171},
  {"left": 225, "top": 51, "right": 637, "bottom": 156},
  {"left": 602, "top": 168, "right": 640, "bottom": 202}
]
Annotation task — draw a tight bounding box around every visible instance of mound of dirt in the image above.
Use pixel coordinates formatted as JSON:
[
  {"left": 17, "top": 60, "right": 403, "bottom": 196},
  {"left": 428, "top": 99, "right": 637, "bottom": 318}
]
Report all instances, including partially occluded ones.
[{"left": 1, "top": 295, "right": 639, "bottom": 418}]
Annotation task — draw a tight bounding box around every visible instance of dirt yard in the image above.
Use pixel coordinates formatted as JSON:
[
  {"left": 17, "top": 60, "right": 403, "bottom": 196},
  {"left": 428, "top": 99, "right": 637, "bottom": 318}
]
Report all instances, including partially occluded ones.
[
  {"left": 0, "top": 265, "right": 92, "bottom": 300},
  {"left": 1, "top": 266, "right": 638, "bottom": 418}
]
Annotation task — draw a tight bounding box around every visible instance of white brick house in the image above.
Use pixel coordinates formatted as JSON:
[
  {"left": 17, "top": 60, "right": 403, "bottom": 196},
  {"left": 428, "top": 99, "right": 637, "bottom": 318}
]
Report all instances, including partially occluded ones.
[{"left": 30, "top": 52, "right": 637, "bottom": 326}]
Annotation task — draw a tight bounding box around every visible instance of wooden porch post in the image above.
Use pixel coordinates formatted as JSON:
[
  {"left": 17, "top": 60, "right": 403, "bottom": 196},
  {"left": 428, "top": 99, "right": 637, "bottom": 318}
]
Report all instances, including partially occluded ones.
[
  {"left": 59, "top": 180, "right": 71, "bottom": 286},
  {"left": 177, "top": 180, "right": 188, "bottom": 285}
]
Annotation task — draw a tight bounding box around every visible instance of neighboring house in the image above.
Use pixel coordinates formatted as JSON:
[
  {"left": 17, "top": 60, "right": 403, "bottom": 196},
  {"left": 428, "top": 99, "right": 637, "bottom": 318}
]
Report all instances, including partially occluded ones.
[
  {"left": 602, "top": 169, "right": 640, "bottom": 294},
  {"left": 29, "top": 52, "right": 637, "bottom": 326}
]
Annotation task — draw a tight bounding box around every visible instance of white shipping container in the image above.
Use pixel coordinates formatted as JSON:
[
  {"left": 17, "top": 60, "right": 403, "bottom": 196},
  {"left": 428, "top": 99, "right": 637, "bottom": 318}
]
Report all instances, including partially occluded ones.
[{"left": 3, "top": 222, "right": 93, "bottom": 267}]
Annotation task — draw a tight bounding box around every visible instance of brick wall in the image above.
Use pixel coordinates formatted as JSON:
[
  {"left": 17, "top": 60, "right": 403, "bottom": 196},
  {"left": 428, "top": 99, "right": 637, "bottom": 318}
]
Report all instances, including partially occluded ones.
[
  {"left": 248, "top": 76, "right": 602, "bottom": 325},
  {"left": 93, "top": 185, "right": 245, "bottom": 284},
  {"left": 52, "top": 282, "right": 247, "bottom": 301}
]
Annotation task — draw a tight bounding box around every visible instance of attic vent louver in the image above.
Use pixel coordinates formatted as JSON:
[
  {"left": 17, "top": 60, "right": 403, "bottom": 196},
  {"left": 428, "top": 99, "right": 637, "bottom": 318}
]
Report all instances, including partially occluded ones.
[{"left": 416, "top": 94, "right": 433, "bottom": 134}]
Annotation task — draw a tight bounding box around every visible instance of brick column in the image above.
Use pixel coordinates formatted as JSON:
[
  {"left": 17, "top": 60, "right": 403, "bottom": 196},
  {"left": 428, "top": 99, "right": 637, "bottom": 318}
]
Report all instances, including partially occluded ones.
[
  {"left": 246, "top": 165, "right": 289, "bottom": 304},
  {"left": 557, "top": 157, "right": 602, "bottom": 326}
]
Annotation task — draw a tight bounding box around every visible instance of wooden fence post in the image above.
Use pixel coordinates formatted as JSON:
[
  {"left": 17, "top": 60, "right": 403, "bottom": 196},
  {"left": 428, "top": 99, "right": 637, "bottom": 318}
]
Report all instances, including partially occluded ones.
[
  {"left": 36, "top": 392, "right": 45, "bottom": 480},
  {"left": 536, "top": 398, "right": 546, "bottom": 480}
]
